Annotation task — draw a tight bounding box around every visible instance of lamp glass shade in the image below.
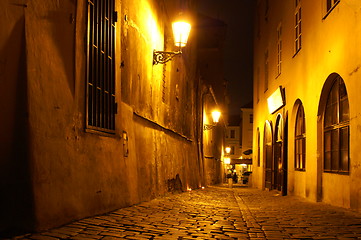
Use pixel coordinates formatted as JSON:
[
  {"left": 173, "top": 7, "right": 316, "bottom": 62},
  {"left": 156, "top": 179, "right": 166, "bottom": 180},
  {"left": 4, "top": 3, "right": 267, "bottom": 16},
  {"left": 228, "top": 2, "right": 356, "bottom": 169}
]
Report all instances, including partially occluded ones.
[
  {"left": 211, "top": 110, "right": 221, "bottom": 123},
  {"left": 225, "top": 147, "right": 231, "bottom": 154},
  {"left": 172, "top": 21, "right": 191, "bottom": 47}
]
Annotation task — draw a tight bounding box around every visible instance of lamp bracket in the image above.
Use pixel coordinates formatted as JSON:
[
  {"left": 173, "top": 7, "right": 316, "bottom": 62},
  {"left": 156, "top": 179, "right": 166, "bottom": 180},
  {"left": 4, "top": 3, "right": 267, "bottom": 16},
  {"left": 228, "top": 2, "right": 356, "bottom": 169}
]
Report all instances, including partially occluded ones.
[
  {"left": 153, "top": 50, "right": 181, "bottom": 65},
  {"left": 203, "top": 124, "right": 215, "bottom": 131}
]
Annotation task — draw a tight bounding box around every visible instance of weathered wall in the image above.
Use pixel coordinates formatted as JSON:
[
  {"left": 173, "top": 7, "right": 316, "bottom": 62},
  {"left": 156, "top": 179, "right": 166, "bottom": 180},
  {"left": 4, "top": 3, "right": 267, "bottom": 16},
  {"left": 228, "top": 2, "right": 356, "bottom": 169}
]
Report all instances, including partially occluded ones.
[
  {"left": 0, "top": 1, "right": 35, "bottom": 234},
  {"left": 0, "top": 0, "right": 202, "bottom": 234}
]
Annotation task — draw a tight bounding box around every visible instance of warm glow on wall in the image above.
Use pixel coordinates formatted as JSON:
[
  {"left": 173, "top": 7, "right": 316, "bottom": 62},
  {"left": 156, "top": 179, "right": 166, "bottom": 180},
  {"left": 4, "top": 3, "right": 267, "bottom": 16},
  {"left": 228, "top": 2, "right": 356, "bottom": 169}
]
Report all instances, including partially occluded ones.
[
  {"left": 172, "top": 21, "right": 191, "bottom": 47},
  {"left": 224, "top": 157, "right": 231, "bottom": 165}
]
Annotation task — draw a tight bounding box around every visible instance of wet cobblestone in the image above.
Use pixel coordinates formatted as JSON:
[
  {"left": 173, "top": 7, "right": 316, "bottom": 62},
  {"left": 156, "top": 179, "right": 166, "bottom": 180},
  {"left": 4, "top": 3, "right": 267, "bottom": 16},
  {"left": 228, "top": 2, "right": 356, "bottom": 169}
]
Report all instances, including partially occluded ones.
[{"left": 7, "top": 185, "right": 361, "bottom": 239}]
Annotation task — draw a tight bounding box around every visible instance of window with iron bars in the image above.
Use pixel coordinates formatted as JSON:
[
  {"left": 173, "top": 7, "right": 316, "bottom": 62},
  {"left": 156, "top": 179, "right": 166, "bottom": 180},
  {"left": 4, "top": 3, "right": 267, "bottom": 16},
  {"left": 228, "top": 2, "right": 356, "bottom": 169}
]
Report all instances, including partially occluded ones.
[{"left": 86, "top": 0, "right": 117, "bottom": 133}]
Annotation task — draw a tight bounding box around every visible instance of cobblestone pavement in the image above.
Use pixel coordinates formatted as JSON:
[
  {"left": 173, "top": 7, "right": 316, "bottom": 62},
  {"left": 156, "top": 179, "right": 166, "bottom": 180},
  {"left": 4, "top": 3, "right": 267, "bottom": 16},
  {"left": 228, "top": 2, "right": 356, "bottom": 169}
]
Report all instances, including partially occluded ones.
[{"left": 8, "top": 185, "right": 361, "bottom": 240}]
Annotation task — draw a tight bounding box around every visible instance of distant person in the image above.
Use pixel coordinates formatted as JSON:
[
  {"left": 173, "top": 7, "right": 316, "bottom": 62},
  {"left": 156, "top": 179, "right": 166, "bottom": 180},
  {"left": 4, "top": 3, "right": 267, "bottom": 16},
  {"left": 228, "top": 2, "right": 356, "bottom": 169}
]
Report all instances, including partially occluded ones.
[{"left": 233, "top": 172, "right": 238, "bottom": 183}]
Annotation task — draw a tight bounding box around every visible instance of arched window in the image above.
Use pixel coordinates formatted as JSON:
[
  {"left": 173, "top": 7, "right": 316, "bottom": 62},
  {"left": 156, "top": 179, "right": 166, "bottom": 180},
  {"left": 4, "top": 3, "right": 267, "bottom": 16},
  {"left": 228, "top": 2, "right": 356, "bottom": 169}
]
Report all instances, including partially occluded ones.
[
  {"left": 324, "top": 76, "right": 350, "bottom": 173},
  {"left": 295, "top": 104, "right": 306, "bottom": 170}
]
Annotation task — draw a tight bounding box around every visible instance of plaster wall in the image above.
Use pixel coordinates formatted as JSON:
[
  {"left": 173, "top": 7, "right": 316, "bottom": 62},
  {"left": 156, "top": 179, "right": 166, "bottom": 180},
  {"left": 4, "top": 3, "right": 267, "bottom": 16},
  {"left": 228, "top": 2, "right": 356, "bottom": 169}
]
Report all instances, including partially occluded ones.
[
  {"left": 0, "top": 0, "right": 202, "bottom": 233},
  {"left": 253, "top": 0, "right": 361, "bottom": 210}
]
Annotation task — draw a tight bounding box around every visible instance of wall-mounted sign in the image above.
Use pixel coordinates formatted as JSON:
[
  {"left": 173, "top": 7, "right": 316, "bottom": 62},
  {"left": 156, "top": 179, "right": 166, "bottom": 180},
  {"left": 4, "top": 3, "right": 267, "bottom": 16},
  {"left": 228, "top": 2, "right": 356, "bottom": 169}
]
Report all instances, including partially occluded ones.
[{"left": 267, "top": 86, "right": 285, "bottom": 114}]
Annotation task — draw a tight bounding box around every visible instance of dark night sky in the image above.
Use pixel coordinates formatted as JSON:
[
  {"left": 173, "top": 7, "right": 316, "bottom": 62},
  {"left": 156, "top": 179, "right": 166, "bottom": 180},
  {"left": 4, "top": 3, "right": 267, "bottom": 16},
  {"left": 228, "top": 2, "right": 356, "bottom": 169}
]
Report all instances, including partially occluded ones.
[{"left": 197, "top": 0, "right": 255, "bottom": 116}]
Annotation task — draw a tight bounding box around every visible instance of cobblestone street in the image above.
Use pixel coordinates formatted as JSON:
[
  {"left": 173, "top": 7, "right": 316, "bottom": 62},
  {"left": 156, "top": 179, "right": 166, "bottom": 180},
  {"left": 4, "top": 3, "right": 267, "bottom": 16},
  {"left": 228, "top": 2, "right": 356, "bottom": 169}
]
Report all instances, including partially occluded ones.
[{"left": 8, "top": 185, "right": 361, "bottom": 240}]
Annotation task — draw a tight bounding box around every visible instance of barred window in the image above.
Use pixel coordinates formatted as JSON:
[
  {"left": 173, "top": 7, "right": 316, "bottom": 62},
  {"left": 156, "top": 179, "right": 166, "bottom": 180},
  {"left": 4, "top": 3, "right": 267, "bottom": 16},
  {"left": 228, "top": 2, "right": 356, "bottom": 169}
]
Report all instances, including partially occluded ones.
[
  {"left": 86, "top": 0, "right": 116, "bottom": 133},
  {"left": 295, "top": 104, "right": 306, "bottom": 171},
  {"left": 324, "top": 77, "right": 350, "bottom": 173}
]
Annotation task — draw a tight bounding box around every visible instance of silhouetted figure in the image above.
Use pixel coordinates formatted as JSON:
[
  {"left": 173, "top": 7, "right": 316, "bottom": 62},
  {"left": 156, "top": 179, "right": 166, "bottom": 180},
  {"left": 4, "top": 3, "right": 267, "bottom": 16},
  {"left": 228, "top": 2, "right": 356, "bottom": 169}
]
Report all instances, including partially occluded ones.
[{"left": 233, "top": 172, "right": 238, "bottom": 183}]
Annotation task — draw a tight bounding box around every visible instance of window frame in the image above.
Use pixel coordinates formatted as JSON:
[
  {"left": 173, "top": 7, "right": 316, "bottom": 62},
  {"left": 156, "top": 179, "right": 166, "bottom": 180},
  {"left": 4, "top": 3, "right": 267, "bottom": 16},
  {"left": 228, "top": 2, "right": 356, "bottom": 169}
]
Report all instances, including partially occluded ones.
[
  {"left": 323, "top": 77, "right": 350, "bottom": 174},
  {"left": 324, "top": 0, "right": 340, "bottom": 19},
  {"left": 277, "top": 23, "right": 282, "bottom": 77},
  {"left": 294, "top": 0, "right": 302, "bottom": 55},
  {"left": 86, "top": 0, "right": 117, "bottom": 134},
  {"left": 230, "top": 129, "right": 236, "bottom": 139},
  {"left": 295, "top": 104, "right": 306, "bottom": 171}
]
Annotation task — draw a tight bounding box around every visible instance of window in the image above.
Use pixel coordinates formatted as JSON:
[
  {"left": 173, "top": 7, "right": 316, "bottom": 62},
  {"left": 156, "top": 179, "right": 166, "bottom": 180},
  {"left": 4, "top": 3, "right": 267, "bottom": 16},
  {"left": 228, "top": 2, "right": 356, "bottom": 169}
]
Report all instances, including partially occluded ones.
[
  {"left": 250, "top": 114, "right": 253, "bottom": 123},
  {"left": 264, "top": 50, "right": 269, "bottom": 92},
  {"left": 295, "top": 104, "right": 306, "bottom": 170},
  {"left": 86, "top": 0, "right": 116, "bottom": 133},
  {"left": 230, "top": 130, "right": 235, "bottom": 139},
  {"left": 295, "top": 0, "right": 302, "bottom": 54},
  {"left": 326, "top": 0, "right": 340, "bottom": 15},
  {"left": 324, "top": 77, "right": 349, "bottom": 173},
  {"left": 230, "top": 146, "right": 235, "bottom": 155},
  {"left": 277, "top": 23, "right": 282, "bottom": 76},
  {"left": 265, "top": 0, "right": 269, "bottom": 22}
]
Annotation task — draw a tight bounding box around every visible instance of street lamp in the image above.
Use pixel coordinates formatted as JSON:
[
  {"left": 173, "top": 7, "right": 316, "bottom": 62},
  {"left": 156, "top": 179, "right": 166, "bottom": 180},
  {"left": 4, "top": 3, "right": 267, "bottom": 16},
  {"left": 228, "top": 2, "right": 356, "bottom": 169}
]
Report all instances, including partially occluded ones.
[
  {"left": 204, "top": 110, "right": 221, "bottom": 131},
  {"left": 224, "top": 157, "right": 231, "bottom": 165},
  {"left": 225, "top": 147, "right": 231, "bottom": 154},
  {"left": 153, "top": 21, "right": 191, "bottom": 64}
]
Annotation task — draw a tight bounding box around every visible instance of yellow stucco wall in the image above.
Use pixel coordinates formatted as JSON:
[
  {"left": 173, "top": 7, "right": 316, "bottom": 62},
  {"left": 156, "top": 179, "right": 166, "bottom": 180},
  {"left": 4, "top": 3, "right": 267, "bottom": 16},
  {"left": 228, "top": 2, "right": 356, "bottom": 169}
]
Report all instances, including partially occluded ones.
[{"left": 253, "top": 0, "right": 361, "bottom": 210}]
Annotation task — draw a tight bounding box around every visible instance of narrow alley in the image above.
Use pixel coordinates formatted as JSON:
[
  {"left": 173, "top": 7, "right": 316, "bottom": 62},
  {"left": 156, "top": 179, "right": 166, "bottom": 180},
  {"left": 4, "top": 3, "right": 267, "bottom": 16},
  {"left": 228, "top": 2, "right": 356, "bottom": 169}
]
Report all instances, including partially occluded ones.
[{"left": 9, "top": 185, "right": 361, "bottom": 240}]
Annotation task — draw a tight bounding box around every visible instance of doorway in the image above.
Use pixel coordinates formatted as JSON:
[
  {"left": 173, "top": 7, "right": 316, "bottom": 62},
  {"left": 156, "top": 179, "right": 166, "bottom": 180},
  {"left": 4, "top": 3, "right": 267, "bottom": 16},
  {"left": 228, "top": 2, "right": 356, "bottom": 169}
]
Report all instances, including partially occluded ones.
[{"left": 264, "top": 121, "right": 273, "bottom": 190}]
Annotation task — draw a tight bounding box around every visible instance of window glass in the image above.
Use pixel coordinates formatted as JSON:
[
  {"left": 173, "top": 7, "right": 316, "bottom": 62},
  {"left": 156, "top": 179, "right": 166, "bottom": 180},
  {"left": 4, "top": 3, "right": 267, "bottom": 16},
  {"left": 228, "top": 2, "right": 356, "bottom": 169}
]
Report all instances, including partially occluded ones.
[
  {"left": 295, "top": 104, "right": 306, "bottom": 170},
  {"left": 323, "top": 76, "right": 349, "bottom": 173}
]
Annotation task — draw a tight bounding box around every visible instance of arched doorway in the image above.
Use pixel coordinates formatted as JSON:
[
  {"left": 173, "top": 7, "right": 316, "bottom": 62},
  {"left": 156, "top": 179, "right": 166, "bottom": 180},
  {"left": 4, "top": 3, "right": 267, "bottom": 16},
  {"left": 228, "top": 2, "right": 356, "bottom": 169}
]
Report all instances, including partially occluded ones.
[
  {"left": 264, "top": 121, "right": 273, "bottom": 190},
  {"left": 274, "top": 114, "right": 283, "bottom": 191}
]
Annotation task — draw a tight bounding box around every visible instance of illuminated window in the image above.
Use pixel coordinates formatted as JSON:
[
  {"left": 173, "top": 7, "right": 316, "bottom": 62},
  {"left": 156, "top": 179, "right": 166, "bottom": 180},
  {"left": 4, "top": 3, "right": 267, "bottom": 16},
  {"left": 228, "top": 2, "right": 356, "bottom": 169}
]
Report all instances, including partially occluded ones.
[
  {"left": 294, "top": 0, "right": 302, "bottom": 54},
  {"left": 325, "top": 0, "right": 340, "bottom": 17},
  {"left": 324, "top": 77, "right": 349, "bottom": 173},
  {"left": 277, "top": 23, "right": 282, "bottom": 76},
  {"left": 86, "top": 0, "right": 116, "bottom": 133},
  {"left": 295, "top": 104, "right": 306, "bottom": 171}
]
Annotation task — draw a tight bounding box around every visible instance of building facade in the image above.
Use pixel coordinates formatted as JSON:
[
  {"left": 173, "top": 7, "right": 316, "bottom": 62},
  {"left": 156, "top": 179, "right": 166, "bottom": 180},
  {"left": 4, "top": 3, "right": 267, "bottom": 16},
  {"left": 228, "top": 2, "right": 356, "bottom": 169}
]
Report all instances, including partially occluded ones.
[
  {"left": 253, "top": 0, "right": 361, "bottom": 209},
  {"left": 225, "top": 125, "right": 242, "bottom": 160},
  {"left": 240, "top": 107, "right": 253, "bottom": 160},
  {"left": 0, "top": 0, "right": 227, "bottom": 234}
]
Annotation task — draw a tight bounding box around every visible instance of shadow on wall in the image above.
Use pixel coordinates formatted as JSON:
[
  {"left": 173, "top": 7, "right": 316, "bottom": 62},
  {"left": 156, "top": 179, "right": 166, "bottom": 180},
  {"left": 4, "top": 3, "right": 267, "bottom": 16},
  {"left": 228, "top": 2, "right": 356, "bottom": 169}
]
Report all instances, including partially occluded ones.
[{"left": 0, "top": 17, "right": 35, "bottom": 236}]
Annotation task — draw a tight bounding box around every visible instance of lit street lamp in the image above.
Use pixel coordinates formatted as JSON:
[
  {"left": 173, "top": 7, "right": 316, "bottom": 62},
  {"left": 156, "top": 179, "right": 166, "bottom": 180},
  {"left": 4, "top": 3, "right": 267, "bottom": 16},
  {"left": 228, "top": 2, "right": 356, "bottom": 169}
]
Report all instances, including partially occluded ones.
[
  {"left": 153, "top": 20, "right": 191, "bottom": 64},
  {"left": 204, "top": 110, "right": 221, "bottom": 131}
]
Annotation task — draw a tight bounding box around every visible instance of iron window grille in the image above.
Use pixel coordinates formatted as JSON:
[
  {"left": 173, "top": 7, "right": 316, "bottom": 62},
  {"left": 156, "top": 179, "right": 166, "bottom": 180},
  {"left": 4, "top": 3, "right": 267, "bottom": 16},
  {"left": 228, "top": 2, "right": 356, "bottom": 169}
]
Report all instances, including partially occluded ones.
[{"left": 86, "top": 0, "right": 117, "bottom": 134}]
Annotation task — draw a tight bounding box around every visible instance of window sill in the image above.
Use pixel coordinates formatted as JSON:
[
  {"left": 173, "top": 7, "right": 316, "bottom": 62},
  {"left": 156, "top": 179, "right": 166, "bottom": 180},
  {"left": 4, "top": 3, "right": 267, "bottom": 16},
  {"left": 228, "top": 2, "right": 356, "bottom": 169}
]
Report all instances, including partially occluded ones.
[
  {"left": 295, "top": 168, "right": 305, "bottom": 172},
  {"left": 323, "top": 170, "right": 349, "bottom": 175},
  {"left": 85, "top": 127, "right": 117, "bottom": 138},
  {"left": 293, "top": 48, "right": 301, "bottom": 58}
]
